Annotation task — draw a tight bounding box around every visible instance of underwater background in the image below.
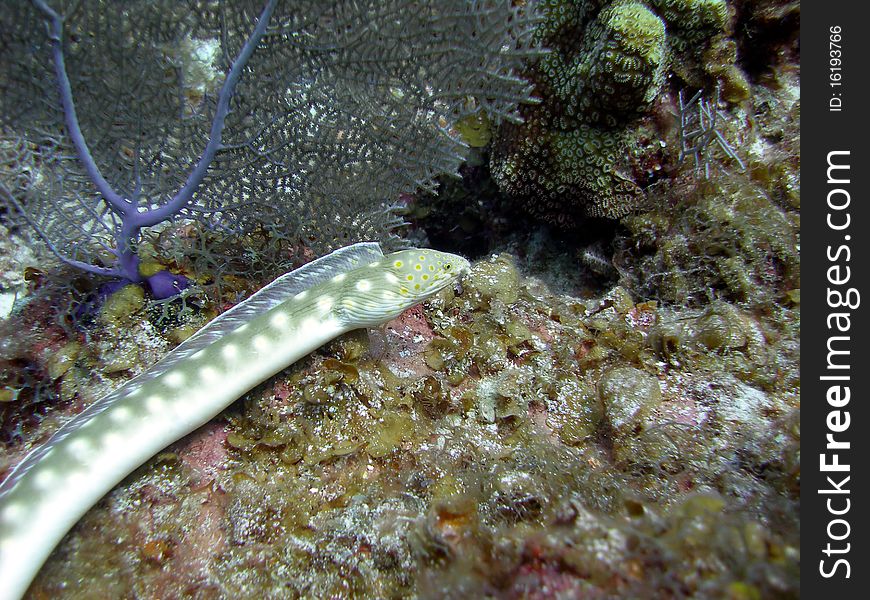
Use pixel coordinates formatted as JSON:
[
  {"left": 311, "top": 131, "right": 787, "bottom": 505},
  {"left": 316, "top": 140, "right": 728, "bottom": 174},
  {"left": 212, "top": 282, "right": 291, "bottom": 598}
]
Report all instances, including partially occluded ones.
[{"left": 0, "top": 0, "right": 799, "bottom": 597}]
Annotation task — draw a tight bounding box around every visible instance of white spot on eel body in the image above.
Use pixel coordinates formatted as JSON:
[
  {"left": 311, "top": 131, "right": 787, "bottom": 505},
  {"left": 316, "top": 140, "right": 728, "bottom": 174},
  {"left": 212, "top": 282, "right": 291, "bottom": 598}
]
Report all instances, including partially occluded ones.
[
  {"left": 200, "top": 366, "right": 220, "bottom": 382},
  {"left": 294, "top": 290, "right": 309, "bottom": 301},
  {"left": 222, "top": 344, "right": 238, "bottom": 359},
  {"left": 252, "top": 335, "right": 271, "bottom": 351},
  {"left": 271, "top": 312, "right": 289, "bottom": 328},
  {"left": 2, "top": 502, "right": 24, "bottom": 523},
  {"left": 385, "top": 273, "right": 399, "bottom": 284},
  {"left": 164, "top": 371, "right": 186, "bottom": 388},
  {"left": 331, "top": 273, "right": 347, "bottom": 283},
  {"left": 110, "top": 406, "right": 132, "bottom": 423},
  {"left": 355, "top": 280, "right": 371, "bottom": 292},
  {"left": 33, "top": 469, "right": 57, "bottom": 489},
  {"left": 146, "top": 396, "right": 165, "bottom": 412},
  {"left": 66, "top": 438, "right": 93, "bottom": 461}
]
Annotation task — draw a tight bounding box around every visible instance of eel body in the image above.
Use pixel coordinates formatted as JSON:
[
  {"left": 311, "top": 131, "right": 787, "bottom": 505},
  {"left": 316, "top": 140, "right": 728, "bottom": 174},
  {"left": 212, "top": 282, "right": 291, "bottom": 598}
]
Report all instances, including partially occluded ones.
[{"left": 0, "top": 242, "right": 469, "bottom": 600}]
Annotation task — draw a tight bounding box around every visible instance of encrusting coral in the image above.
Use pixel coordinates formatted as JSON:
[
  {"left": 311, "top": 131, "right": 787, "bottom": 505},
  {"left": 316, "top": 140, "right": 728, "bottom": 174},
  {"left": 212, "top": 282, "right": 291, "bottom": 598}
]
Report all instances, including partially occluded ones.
[
  {"left": 616, "top": 171, "right": 799, "bottom": 307},
  {"left": 614, "top": 38, "right": 800, "bottom": 312}
]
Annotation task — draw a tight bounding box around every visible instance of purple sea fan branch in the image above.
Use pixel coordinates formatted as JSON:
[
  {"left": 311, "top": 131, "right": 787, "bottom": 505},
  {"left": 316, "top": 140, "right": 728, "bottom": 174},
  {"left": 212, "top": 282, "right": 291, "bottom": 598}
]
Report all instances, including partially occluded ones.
[
  {"left": 25, "top": 0, "right": 279, "bottom": 293},
  {"left": 0, "top": 180, "right": 126, "bottom": 278},
  {"left": 32, "top": 0, "right": 129, "bottom": 216},
  {"left": 3, "top": 0, "right": 542, "bottom": 300}
]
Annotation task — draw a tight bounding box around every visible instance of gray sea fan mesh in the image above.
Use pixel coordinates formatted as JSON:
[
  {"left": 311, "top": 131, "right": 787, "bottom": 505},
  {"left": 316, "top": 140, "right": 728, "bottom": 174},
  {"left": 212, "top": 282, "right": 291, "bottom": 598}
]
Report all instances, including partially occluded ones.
[{"left": 0, "top": 0, "right": 540, "bottom": 274}]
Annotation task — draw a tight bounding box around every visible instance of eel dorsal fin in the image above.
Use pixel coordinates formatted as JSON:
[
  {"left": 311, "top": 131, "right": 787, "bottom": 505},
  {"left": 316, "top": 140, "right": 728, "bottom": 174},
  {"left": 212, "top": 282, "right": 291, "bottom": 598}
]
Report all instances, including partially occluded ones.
[
  {"left": 134, "top": 240, "right": 384, "bottom": 380},
  {"left": 0, "top": 242, "right": 384, "bottom": 496}
]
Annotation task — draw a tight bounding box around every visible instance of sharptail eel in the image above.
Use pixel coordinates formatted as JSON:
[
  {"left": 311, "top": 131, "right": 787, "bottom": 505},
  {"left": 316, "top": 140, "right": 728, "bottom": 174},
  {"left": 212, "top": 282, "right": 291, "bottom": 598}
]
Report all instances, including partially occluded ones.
[{"left": 0, "top": 242, "right": 469, "bottom": 600}]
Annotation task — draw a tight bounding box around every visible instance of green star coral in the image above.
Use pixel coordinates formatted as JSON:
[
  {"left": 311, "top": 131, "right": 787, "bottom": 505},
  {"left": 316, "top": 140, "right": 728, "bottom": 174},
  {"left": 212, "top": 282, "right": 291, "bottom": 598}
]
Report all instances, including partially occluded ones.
[
  {"left": 582, "top": 0, "right": 668, "bottom": 124},
  {"left": 648, "top": 0, "right": 729, "bottom": 51},
  {"left": 492, "top": 116, "right": 644, "bottom": 224},
  {"left": 491, "top": 0, "right": 739, "bottom": 225},
  {"left": 532, "top": 0, "right": 667, "bottom": 128},
  {"left": 493, "top": 0, "right": 667, "bottom": 223}
]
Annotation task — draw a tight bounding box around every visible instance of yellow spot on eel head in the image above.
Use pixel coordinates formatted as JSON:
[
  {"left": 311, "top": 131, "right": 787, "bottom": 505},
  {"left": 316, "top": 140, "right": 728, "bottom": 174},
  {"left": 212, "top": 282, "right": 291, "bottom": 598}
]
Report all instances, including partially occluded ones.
[{"left": 394, "top": 261, "right": 403, "bottom": 268}]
